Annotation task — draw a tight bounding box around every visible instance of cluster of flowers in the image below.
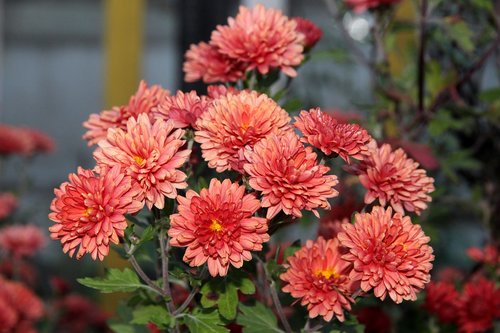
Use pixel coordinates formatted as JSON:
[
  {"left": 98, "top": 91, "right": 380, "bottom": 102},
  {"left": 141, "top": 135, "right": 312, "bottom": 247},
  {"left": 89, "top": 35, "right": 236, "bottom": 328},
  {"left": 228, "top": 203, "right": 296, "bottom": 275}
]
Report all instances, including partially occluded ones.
[
  {"left": 0, "top": 123, "right": 55, "bottom": 156},
  {"left": 48, "top": 3, "right": 436, "bottom": 325},
  {"left": 424, "top": 245, "right": 500, "bottom": 333}
]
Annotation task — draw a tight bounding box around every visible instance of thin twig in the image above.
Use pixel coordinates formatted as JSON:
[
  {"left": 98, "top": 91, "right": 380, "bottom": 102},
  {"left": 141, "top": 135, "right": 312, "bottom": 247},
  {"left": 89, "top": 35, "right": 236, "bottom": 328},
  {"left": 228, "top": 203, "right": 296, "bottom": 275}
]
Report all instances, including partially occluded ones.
[
  {"left": 125, "top": 245, "right": 165, "bottom": 296},
  {"left": 173, "top": 286, "right": 199, "bottom": 316},
  {"left": 159, "top": 232, "right": 176, "bottom": 313}
]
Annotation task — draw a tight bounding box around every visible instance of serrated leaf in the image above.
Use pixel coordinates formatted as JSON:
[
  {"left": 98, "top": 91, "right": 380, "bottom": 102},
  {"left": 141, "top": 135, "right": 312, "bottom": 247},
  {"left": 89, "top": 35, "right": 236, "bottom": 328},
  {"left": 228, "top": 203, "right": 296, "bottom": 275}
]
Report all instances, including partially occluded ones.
[
  {"left": 136, "top": 225, "right": 155, "bottom": 249},
  {"left": 78, "top": 268, "right": 148, "bottom": 293},
  {"left": 183, "top": 309, "right": 229, "bottom": 333},
  {"left": 131, "top": 305, "right": 170, "bottom": 328},
  {"left": 237, "top": 303, "right": 284, "bottom": 333},
  {"left": 218, "top": 283, "right": 238, "bottom": 320}
]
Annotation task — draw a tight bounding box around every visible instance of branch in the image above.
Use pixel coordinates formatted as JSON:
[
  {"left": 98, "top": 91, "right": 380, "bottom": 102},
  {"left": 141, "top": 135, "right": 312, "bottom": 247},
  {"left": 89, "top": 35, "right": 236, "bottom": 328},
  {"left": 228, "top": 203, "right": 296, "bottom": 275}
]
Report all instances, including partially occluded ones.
[
  {"left": 159, "top": 232, "right": 176, "bottom": 314},
  {"left": 124, "top": 244, "right": 165, "bottom": 296}
]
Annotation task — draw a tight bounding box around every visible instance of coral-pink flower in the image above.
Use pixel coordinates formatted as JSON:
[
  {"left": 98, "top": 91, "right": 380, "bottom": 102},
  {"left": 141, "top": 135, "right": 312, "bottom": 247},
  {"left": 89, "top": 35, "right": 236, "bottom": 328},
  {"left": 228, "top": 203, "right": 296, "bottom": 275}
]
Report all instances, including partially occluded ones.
[
  {"left": 424, "top": 281, "right": 461, "bottom": 324},
  {"left": 280, "top": 237, "right": 353, "bottom": 322},
  {"left": 359, "top": 143, "right": 435, "bottom": 215},
  {"left": 467, "top": 245, "right": 499, "bottom": 265},
  {"left": 0, "top": 225, "right": 45, "bottom": 258},
  {"left": 183, "top": 42, "right": 245, "bottom": 83},
  {"left": 195, "top": 91, "right": 292, "bottom": 173},
  {"left": 83, "top": 80, "right": 170, "bottom": 145},
  {"left": 0, "top": 124, "right": 34, "bottom": 156},
  {"left": 25, "top": 128, "right": 56, "bottom": 154},
  {"left": 292, "top": 17, "right": 323, "bottom": 50},
  {"left": 154, "top": 90, "right": 209, "bottom": 129},
  {"left": 211, "top": 4, "right": 304, "bottom": 77},
  {"left": 345, "top": 0, "right": 402, "bottom": 13},
  {"left": 94, "top": 114, "right": 190, "bottom": 209},
  {"left": 338, "top": 206, "right": 434, "bottom": 304},
  {"left": 0, "top": 192, "right": 18, "bottom": 220},
  {"left": 206, "top": 85, "right": 242, "bottom": 99},
  {"left": 168, "top": 178, "right": 269, "bottom": 277},
  {"left": 294, "top": 108, "right": 372, "bottom": 163},
  {"left": 244, "top": 132, "right": 339, "bottom": 219},
  {"left": 49, "top": 166, "right": 142, "bottom": 260},
  {"left": 457, "top": 277, "right": 500, "bottom": 333}
]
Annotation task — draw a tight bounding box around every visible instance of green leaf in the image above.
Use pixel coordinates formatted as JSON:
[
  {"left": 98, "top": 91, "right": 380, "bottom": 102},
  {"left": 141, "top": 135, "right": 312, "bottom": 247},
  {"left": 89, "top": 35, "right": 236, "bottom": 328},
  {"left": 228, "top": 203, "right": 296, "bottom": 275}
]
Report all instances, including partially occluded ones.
[
  {"left": 130, "top": 305, "right": 171, "bottom": 328},
  {"left": 136, "top": 225, "right": 155, "bottom": 249},
  {"left": 480, "top": 88, "right": 500, "bottom": 103},
  {"left": 445, "top": 19, "right": 474, "bottom": 53},
  {"left": 108, "top": 323, "right": 137, "bottom": 333},
  {"left": 237, "top": 303, "right": 284, "bottom": 333},
  {"left": 281, "top": 98, "right": 302, "bottom": 113},
  {"left": 200, "top": 278, "right": 239, "bottom": 320},
  {"left": 77, "top": 268, "right": 147, "bottom": 294},
  {"left": 183, "top": 309, "right": 229, "bottom": 333},
  {"left": 237, "top": 277, "right": 256, "bottom": 295}
]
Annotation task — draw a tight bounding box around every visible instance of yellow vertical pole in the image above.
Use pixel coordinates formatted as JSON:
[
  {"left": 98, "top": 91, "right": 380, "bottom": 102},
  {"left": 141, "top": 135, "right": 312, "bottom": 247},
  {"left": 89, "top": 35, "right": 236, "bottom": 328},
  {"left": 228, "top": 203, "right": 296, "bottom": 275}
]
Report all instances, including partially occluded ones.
[
  {"left": 388, "top": 0, "right": 417, "bottom": 76},
  {"left": 102, "top": 0, "right": 145, "bottom": 312}
]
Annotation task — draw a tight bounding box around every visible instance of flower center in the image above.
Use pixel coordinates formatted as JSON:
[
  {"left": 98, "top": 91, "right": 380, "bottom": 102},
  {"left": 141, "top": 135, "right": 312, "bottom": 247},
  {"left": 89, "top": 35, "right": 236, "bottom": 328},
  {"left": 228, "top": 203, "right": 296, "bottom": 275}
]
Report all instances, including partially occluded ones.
[
  {"left": 133, "top": 155, "right": 146, "bottom": 166},
  {"left": 83, "top": 207, "right": 93, "bottom": 217},
  {"left": 209, "top": 218, "right": 223, "bottom": 232},
  {"left": 315, "top": 267, "right": 339, "bottom": 280}
]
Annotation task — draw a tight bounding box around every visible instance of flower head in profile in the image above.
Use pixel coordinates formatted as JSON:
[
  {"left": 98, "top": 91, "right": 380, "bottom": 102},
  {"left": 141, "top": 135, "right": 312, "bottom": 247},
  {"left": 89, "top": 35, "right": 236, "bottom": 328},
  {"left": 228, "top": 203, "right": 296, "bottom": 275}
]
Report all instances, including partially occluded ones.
[
  {"left": 457, "top": 277, "right": 500, "bottom": 333},
  {"left": 0, "top": 192, "right": 18, "bottom": 219},
  {"left": 294, "top": 108, "right": 372, "bottom": 163},
  {"left": 424, "top": 281, "right": 461, "bottom": 324},
  {"left": 25, "top": 128, "right": 56, "bottom": 154},
  {"left": 195, "top": 91, "right": 291, "bottom": 173},
  {"left": 338, "top": 206, "right": 434, "bottom": 304},
  {"left": 154, "top": 90, "right": 209, "bottom": 129},
  {"left": 292, "top": 17, "right": 323, "bottom": 50},
  {"left": 211, "top": 4, "right": 304, "bottom": 77},
  {"left": 280, "top": 237, "right": 353, "bottom": 322},
  {"left": 0, "top": 225, "right": 46, "bottom": 258},
  {"left": 206, "top": 85, "right": 242, "bottom": 99},
  {"left": 359, "top": 143, "right": 435, "bottom": 215},
  {"left": 94, "top": 114, "right": 190, "bottom": 209},
  {"left": 244, "top": 132, "right": 339, "bottom": 219},
  {"left": 467, "top": 245, "right": 499, "bottom": 265},
  {"left": 183, "top": 42, "right": 245, "bottom": 83},
  {"left": 345, "top": 0, "right": 402, "bottom": 13},
  {"left": 49, "top": 166, "right": 142, "bottom": 260},
  {"left": 83, "top": 80, "right": 170, "bottom": 145},
  {"left": 168, "top": 179, "right": 269, "bottom": 277},
  {"left": 0, "top": 124, "right": 34, "bottom": 156}
]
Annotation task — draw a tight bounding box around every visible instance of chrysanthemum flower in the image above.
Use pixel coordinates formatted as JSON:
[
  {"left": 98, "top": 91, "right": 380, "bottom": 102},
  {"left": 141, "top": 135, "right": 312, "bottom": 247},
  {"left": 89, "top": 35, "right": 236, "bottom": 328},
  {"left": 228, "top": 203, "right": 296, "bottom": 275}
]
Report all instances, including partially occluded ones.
[
  {"left": 183, "top": 42, "right": 245, "bottom": 83},
  {"left": 358, "top": 143, "right": 435, "bottom": 215},
  {"left": 0, "top": 225, "right": 46, "bottom": 258},
  {"left": 0, "top": 192, "right": 18, "bottom": 219},
  {"left": 25, "top": 128, "right": 56, "bottom": 154},
  {"left": 424, "top": 281, "right": 461, "bottom": 324},
  {"left": 195, "top": 91, "right": 291, "bottom": 173},
  {"left": 94, "top": 114, "right": 190, "bottom": 209},
  {"left": 294, "top": 108, "right": 372, "bottom": 163},
  {"left": 154, "top": 90, "right": 209, "bottom": 129},
  {"left": 338, "top": 206, "right": 434, "bottom": 304},
  {"left": 244, "top": 132, "right": 339, "bottom": 219},
  {"left": 49, "top": 166, "right": 142, "bottom": 260},
  {"left": 0, "top": 124, "right": 34, "bottom": 155},
  {"left": 280, "top": 237, "right": 353, "bottom": 322},
  {"left": 206, "top": 85, "right": 242, "bottom": 99},
  {"left": 467, "top": 245, "right": 499, "bottom": 265},
  {"left": 211, "top": 4, "right": 304, "bottom": 77},
  {"left": 168, "top": 178, "right": 269, "bottom": 277},
  {"left": 457, "top": 277, "right": 500, "bottom": 333},
  {"left": 83, "top": 80, "right": 170, "bottom": 145},
  {"left": 345, "top": 0, "right": 402, "bottom": 13},
  {"left": 292, "top": 17, "right": 323, "bottom": 50}
]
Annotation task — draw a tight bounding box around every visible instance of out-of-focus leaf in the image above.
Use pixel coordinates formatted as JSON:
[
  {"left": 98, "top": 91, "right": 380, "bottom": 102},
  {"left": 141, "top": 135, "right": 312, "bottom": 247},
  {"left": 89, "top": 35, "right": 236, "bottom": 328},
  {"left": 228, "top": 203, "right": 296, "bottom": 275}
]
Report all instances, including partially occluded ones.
[
  {"left": 131, "top": 305, "right": 170, "bottom": 327},
  {"left": 445, "top": 19, "right": 474, "bottom": 53},
  {"left": 480, "top": 88, "right": 500, "bottom": 103},
  {"left": 78, "top": 268, "right": 148, "bottom": 294}
]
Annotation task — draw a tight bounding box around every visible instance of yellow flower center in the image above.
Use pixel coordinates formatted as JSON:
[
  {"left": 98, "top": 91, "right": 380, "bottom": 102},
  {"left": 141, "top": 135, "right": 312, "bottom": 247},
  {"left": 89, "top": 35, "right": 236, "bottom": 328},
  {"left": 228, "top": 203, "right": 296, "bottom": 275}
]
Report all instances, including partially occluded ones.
[
  {"left": 315, "top": 268, "right": 339, "bottom": 280},
  {"left": 83, "top": 207, "right": 93, "bottom": 217},
  {"left": 209, "top": 218, "right": 223, "bottom": 232},
  {"left": 133, "top": 155, "right": 146, "bottom": 166}
]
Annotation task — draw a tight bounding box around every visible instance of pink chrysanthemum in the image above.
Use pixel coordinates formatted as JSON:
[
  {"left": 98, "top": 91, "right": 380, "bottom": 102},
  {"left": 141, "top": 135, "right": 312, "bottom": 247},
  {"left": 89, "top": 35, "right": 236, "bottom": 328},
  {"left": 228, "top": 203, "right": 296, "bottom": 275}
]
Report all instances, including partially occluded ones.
[
  {"left": 338, "top": 206, "right": 434, "bottom": 304},
  {"left": 345, "top": 0, "right": 402, "bottom": 13},
  {"left": 294, "top": 108, "right": 372, "bottom": 163},
  {"left": 424, "top": 281, "right": 461, "bottom": 324},
  {"left": 83, "top": 80, "right": 170, "bottom": 145},
  {"left": 25, "top": 128, "right": 56, "bottom": 154},
  {"left": 280, "top": 237, "right": 353, "bottom": 322},
  {"left": 168, "top": 178, "right": 269, "bottom": 277},
  {"left": 49, "top": 166, "right": 142, "bottom": 260},
  {"left": 0, "top": 124, "right": 34, "bottom": 156},
  {"left": 467, "top": 245, "right": 499, "bottom": 265},
  {"left": 206, "top": 85, "right": 242, "bottom": 99},
  {"left": 0, "top": 192, "right": 18, "bottom": 220},
  {"left": 211, "top": 4, "right": 304, "bottom": 77},
  {"left": 292, "top": 17, "right": 323, "bottom": 50},
  {"left": 195, "top": 91, "right": 291, "bottom": 173},
  {"left": 244, "top": 132, "right": 339, "bottom": 219},
  {"left": 154, "top": 90, "right": 209, "bottom": 129},
  {"left": 0, "top": 225, "right": 46, "bottom": 258},
  {"left": 457, "top": 277, "right": 500, "bottom": 333},
  {"left": 183, "top": 42, "right": 245, "bottom": 83},
  {"left": 94, "top": 114, "right": 190, "bottom": 209},
  {"left": 359, "top": 143, "right": 435, "bottom": 215}
]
